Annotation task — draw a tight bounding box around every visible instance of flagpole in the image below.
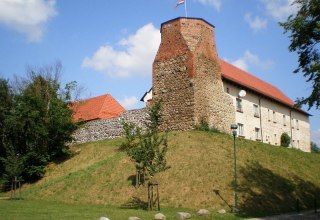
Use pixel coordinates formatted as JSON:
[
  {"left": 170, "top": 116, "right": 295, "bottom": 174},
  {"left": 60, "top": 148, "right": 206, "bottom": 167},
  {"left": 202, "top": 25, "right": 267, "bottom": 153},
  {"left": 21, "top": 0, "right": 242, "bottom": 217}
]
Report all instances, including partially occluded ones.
[{"left": 185, "top": 0, "right": 188, "bottom": 18}]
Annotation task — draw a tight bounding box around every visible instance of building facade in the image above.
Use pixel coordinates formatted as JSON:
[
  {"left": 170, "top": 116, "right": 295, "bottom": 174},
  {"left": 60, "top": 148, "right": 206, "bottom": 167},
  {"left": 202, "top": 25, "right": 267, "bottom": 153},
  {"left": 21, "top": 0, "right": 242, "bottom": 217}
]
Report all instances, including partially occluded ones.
[{"left": 142, "top": 17, "right": 311, "bottom": 152}]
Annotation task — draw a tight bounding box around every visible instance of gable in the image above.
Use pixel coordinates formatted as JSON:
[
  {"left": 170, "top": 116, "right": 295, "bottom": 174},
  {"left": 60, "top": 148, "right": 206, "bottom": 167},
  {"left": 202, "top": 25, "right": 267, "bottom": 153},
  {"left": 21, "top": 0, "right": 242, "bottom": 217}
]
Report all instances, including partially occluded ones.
[{"left": 71, "top": 94, "right": 125, "bottom": 122}]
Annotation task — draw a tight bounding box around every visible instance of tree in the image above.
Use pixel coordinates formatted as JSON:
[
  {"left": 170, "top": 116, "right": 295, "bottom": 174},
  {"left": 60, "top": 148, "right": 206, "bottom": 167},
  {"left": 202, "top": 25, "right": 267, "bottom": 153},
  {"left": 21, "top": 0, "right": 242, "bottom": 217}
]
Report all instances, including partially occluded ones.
[
  {"left": 120, "top": 101, "right": 170, "bottom": 187},
  {"left": 281, "top": 133, "right": 291, "bottom": 147},
  {"left": 280, "top": 0, "right": 320, "bottom": 109},
  {"left": 0, "top": 62, "right": 78, "bottom": 184},
  {"left": 0, "top": 79, "right": 14, "bottom": 186},
  {"left": 311, "top": 142, "right": 320, "bottom": 153}
]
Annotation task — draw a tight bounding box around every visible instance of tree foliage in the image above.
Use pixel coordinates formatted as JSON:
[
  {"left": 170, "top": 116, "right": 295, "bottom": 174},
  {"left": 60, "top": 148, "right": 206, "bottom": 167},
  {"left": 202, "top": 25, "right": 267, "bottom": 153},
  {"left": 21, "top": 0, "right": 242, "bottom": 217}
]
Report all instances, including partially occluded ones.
[
  {"left": 120, "top": 101, "right": 170, "bottom": 185},
  {"left": 281, "top": 133, "right": 291, "bottom": 147},
  {"left": 0, "top": 63, "right": 78, "bottom": 186},
  {"left": 280, "top": 0, "right": 320, "bottom": 109},
  {"left": 311, "top": 142, "right": 320, "bottom": 153}
]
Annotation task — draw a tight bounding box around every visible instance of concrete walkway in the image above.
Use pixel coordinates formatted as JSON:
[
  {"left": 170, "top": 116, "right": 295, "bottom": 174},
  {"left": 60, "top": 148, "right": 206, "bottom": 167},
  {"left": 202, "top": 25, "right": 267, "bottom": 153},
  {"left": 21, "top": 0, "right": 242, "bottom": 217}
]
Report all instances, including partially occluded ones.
[{"left": 247, "top": 210, "right": 320, "bottom": 220}]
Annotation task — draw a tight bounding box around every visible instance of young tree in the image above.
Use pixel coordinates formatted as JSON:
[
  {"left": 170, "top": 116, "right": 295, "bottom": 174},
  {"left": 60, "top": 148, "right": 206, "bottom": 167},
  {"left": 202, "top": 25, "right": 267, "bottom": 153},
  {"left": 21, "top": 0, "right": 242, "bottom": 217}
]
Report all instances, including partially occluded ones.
[
  {"left": 280, "top": 0, "right": 320, "bottom": 109},
  {"left": 120, "top": 101, "right": 170, "bottom": 187}
]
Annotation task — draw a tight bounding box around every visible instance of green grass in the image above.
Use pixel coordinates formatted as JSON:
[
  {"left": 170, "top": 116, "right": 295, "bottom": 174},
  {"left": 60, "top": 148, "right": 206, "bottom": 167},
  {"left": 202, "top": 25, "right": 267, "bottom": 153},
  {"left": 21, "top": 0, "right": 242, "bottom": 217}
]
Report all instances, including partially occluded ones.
[
  {"left": 3, "top": 130, "right": 320, "bottom": 218},
  {"left": 0, "top": 198, "right": 239, "bottom": 220}
]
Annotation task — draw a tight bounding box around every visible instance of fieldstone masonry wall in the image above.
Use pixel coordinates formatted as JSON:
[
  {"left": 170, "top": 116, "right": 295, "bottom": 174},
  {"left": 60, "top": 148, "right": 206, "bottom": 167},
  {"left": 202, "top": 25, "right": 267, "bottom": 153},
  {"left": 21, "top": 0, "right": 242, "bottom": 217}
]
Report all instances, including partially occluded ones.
[
  {"left": 72, "top": 108, "right": 149, "bottom": 145},
  {"left": 152, "top": 18, "right": 235, "bottom": 132}
]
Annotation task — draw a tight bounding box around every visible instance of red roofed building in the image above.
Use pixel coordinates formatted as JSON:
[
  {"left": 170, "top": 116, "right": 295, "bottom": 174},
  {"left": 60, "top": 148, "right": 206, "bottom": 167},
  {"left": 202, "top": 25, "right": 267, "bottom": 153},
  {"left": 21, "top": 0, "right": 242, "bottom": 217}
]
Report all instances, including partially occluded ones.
[
  {"left": 141, "top": 17, "right": 311, "bottom": 152},
  {"left": 71, "top": 94, "right": 125, "bottom": 122}
]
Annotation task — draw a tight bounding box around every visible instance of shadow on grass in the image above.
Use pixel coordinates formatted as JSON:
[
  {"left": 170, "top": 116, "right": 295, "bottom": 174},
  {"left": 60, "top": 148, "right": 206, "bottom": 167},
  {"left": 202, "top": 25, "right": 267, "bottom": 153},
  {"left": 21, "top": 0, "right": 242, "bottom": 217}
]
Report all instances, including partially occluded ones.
[
  {"left": 121, "top": 197, "right": 148, "bottom": 210},
  {"left": 237, "top": 161, "right": 320, "bottom": 217}
]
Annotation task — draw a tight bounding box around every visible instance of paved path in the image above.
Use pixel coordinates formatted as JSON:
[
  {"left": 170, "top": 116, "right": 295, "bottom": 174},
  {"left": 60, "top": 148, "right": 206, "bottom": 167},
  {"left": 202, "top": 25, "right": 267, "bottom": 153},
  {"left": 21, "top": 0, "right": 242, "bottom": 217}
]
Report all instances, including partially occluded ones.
[{"left": 247, "top": 211, "right": 320, "bottom": 220}]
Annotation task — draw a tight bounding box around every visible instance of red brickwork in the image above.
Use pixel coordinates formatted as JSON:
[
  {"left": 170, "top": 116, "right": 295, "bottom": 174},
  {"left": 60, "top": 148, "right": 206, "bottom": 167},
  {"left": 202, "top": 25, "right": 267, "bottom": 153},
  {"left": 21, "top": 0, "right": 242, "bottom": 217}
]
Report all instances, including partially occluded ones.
[{"left": 152, "top": 17, "right": 235, "bottom": 132}]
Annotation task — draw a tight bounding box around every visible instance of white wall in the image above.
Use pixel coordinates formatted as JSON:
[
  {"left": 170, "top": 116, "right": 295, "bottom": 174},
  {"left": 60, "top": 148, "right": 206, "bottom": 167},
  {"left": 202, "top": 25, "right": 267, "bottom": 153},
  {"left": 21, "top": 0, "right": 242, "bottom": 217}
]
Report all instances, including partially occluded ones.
[{"left": 223, "top": 81, "right": 311, "bottom": 152}]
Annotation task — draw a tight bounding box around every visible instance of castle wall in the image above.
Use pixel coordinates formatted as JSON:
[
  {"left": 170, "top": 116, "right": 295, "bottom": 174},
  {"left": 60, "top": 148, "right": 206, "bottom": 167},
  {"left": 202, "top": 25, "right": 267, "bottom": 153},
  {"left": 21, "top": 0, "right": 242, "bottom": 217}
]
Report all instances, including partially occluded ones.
[
  {"left": 71, "top": 108, "right": 148, "bottom": 145},
  {"left": 152, "top": 18, "right": 235, "bottom": 132}
]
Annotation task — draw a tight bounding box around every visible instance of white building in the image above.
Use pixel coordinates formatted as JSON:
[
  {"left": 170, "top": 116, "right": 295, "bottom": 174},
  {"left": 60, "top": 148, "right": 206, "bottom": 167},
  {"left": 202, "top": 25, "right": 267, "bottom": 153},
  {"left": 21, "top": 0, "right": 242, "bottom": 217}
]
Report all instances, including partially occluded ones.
[{"left": 141, "top": 59, "right": 311, "bottom": 152}]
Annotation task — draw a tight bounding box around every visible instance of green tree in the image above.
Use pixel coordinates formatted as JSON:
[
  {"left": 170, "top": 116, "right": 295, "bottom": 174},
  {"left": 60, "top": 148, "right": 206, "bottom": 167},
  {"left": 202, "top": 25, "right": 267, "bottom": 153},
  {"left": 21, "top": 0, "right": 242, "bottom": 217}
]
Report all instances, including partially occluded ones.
[
  {"left": 0, "top": 62, "right": 78, "bottom": 184},
  {"left": 281, "top": 133, "right": 291, "bottom": 147},
  {"left": 311, "top": 142, "right": 320, "bottom": 153},
  {"left": 0, "top": 79, "right": 14, "bottom": 185},
  {"left": 121, "top": 101, "right": 170, "bottom": 187},
  {"left": 280, "top": 0, "right": 320, "bottom": 109}
]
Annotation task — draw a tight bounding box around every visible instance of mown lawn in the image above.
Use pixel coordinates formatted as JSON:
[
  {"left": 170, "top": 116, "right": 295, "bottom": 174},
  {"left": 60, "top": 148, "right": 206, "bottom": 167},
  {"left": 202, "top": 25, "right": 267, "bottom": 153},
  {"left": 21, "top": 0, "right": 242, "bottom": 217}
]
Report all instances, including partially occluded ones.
[{"left": 0, "top": 198, "right": 239, "bottom": 220}]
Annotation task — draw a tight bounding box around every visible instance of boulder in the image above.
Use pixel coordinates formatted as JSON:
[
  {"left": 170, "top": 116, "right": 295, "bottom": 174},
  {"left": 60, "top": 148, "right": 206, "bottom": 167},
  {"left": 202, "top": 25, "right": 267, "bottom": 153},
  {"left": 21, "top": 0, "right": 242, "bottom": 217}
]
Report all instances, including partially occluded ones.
[
  {"left": 218, "top": 209, "right": 226, "bottom": 214},
  {"left": 154, "top": 213, "right": 166, "bottom": 220},
  {"left": 176, "top": 212, "right": 191, "bottom": 219},
  {"left": 128, "top": 217, "right": 140, "bottom": 220},
  {"left": 197, "top": 209, "right": 210, "bottom": 216}
]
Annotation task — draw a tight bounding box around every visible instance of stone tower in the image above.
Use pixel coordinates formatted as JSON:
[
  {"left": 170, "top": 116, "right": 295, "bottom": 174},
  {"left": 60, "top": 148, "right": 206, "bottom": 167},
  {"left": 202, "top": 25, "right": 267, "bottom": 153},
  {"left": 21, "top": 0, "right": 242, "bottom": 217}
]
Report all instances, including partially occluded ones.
[{"left": 152, "top": 17, "right": 235, "bottom": 133}]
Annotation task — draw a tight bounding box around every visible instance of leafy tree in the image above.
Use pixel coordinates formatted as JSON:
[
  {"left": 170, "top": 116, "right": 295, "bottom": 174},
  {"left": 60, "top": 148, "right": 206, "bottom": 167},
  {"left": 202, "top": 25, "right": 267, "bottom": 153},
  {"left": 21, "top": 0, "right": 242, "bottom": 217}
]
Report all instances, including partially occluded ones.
[
  {"left": 0, "top": 62, "right": 78, "bottom": 184},
  {"left": 311, "top": 142, "right": 320, "bottom": 153},
  {"left": 280, "top": 0, "right": 320, "bottom": 109},
  {"left": 0, "top": 79, "right": 14, "bottom": 185},
  {"left": 121, "top": 101, "right": 170, "bottom": 187},
  {"left": 281, "top": 133, "right": 291, "bottom": 147}
]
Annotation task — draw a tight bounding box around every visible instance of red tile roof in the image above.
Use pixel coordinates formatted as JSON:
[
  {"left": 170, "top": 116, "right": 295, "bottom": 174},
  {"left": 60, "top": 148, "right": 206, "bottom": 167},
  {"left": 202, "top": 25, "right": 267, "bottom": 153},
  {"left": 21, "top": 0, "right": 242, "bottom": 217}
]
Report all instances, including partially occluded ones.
[
  {"left": 70, "top": 94, "right": 125, "bottom": 122},
  {"left": 220, "top": 59, "right": 296, "bottom": 107}
]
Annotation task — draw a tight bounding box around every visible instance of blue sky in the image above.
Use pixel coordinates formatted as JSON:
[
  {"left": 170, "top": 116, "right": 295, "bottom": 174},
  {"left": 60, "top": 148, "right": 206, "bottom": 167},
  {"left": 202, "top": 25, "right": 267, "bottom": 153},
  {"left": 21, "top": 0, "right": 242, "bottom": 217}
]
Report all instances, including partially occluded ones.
[{"left": 0, "top": 0, "right": 319, "bottom": 146}]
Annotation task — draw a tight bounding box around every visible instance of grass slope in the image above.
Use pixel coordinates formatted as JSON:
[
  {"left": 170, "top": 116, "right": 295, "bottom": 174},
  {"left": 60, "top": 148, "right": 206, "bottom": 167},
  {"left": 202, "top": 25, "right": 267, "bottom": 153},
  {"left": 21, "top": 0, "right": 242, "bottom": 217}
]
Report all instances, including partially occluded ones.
[{"left": 17, "top": 131, "right": 320, "bottom": 217}]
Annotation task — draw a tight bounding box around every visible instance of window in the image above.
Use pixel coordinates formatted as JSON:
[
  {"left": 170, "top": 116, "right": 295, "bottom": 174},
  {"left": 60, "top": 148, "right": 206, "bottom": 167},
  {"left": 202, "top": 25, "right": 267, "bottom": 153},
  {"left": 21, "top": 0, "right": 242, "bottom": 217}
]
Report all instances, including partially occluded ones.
[
  {"left": 283, "top": 115, "right": 286, "bottom": 126},
  {"left": 273, "top": 111, "right": 276, "bottom": 123},
  {"left": 292, "top": 118, "right": 295, "bottom": 128},
  {"left": 236, "top": 98, "right": 243, "bottom": 112},
  {"left": 255, "top": 128, "right": 261, "bottom": 140},
  {"left": 253, "top": 104, "right": 259, "bottom": 117},
  {"left": 296, "top": 120, "right": 299, "bottom": 130},
  {"left": 237, "top": 123, "right": 244, "bottom": 136}
]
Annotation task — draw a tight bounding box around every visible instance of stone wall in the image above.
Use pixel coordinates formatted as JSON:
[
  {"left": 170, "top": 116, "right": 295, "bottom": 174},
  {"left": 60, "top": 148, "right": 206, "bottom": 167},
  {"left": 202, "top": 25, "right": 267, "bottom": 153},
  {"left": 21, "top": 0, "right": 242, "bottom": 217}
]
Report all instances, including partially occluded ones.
[
  {"left": 72, "top": 108, "right": 149, "bottom": 145},
  {"left": 152, "top": 18, "right": 235, "bottom": 132}
]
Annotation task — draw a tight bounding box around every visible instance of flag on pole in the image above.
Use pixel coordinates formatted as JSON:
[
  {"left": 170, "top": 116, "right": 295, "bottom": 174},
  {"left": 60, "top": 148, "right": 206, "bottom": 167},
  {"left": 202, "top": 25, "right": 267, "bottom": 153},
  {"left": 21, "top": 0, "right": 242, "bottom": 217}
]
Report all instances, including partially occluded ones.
[
  {"left": 175, "top": 0, "right": 188, "bottom": 17},
  {"left": 175, "top": 0, "right": 185, "bottom": 7}
]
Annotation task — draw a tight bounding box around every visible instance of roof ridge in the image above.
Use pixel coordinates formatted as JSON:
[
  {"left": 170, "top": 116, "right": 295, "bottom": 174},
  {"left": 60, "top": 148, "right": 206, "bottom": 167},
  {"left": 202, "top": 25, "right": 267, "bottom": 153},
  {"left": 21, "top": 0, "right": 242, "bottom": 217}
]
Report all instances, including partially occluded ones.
[
  {"left": 80, "top": 93, "right": 110, "bottom": 102},
  {"left": 219, "top": 59, "right": 297, "bottom": 108},
  {"left": 98, "top": 94, "right": 112, "bottom": 118}
]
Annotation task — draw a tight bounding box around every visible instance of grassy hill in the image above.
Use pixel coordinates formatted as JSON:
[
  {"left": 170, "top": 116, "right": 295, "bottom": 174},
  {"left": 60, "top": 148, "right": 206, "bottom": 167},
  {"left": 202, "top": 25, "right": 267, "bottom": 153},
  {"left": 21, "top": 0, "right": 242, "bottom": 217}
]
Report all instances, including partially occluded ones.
[{"left": 19, "top": 130, "right": 320, "bottom": 217}]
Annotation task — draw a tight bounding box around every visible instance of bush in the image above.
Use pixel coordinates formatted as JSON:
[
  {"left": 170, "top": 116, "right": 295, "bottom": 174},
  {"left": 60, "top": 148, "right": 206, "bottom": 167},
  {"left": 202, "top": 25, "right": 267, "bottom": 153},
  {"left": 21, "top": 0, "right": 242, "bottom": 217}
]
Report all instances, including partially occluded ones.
[
  {"left": 195, "top": 118, "right": 221, "bottom": 133},
  {"left": 280, "top": 133, "right": 291, "bottom": 147}
]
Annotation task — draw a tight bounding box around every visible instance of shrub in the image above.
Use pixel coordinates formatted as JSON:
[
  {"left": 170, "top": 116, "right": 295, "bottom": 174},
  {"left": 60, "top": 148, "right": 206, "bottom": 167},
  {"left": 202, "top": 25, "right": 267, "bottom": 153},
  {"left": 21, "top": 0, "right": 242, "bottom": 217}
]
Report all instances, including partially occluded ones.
[
  {"left": 280, "top": 133, "right": 291, "bottom": 147},
  {"left": 195, "top": 118, "right": 221, "bottom": 133}
]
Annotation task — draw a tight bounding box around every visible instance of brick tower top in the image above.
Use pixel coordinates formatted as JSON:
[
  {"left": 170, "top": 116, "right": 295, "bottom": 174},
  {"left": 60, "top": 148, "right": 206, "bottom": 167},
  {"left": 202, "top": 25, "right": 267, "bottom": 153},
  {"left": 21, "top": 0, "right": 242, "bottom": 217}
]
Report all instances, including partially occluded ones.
[
  {"left": 152, "top": 17, "right": 235, "bottom": 132},
  {"left": 155, "top": 17, "right": 219, "bottom": 71}
]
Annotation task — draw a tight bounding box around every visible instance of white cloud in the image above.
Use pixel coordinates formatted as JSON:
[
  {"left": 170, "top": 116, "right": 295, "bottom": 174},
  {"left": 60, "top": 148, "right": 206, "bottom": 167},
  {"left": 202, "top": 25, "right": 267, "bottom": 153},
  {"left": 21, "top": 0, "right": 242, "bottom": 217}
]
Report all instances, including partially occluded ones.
[
  {"left": 244, "top": 13, "right": 267, "bottom": 31},
  {"left": 195, "top": 0, "right": 221, "bottom": 10},
  {"left": 120, "top": 96, "right": 138, "bottom": 110},
  {"left": 0, "top": 0, "right": 57, "bottom": 42},
  {"left": 231, "top": 50, "right": 274, "bottom": 71},
  {"left": 312, "top": 129, "right": 320, "bottom": 146},
  {"left": 82, "top": 23, "right": 161, "bottom": 78},
  {"left": 260, "top": 0, "right": 299, "bottom": 21}
]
